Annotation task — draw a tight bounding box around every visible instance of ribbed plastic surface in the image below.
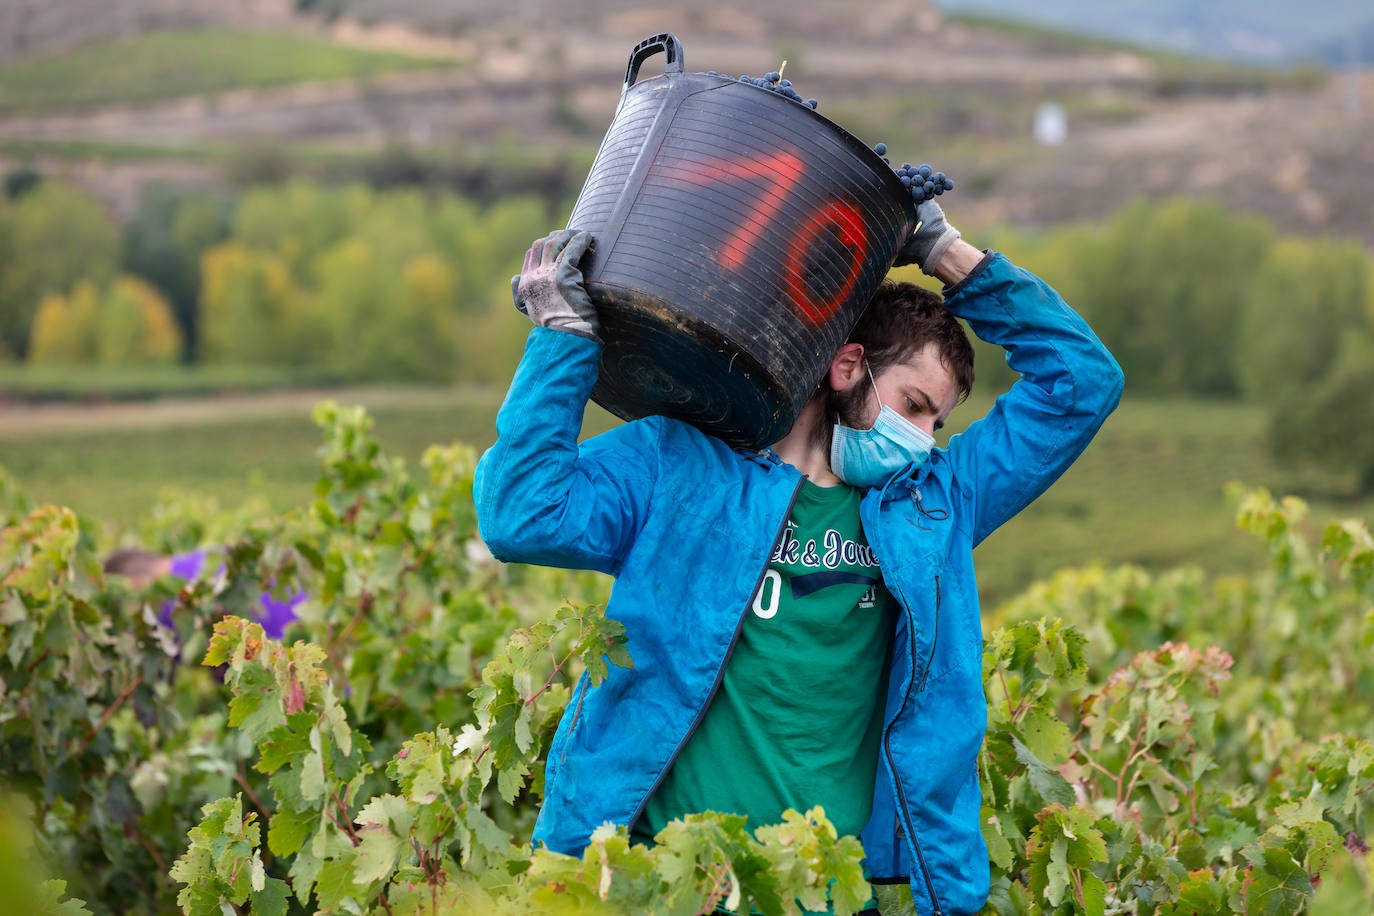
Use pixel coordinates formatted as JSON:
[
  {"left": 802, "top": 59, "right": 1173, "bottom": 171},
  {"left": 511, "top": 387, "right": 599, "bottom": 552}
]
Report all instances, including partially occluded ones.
[{"left": 569, "top": 39, "right": 915, "bottom": 448}]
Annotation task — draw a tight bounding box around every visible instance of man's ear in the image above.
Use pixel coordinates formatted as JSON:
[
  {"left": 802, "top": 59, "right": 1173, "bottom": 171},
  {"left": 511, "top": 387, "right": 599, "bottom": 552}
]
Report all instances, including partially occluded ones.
[{"left": 826, "top": 342, "right": 866, "bottom": 392}]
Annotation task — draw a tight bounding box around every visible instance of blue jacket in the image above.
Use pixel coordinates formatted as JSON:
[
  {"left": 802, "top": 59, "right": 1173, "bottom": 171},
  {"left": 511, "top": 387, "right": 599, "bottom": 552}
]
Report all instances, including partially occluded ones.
[{"left": 474, "top": 253, "right": 1123, "bottom": 915}]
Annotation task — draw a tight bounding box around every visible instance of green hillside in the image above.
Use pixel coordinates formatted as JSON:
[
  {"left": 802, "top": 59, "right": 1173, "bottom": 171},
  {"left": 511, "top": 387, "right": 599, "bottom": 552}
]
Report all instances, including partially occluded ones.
[{"left": 0, "top": 28, "right": 458, "bottom": 112}]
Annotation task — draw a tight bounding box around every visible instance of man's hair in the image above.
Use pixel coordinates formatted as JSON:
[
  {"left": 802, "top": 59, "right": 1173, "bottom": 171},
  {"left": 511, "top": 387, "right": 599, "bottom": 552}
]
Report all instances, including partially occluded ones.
[
  {"left": 102, "top": 547, "right": 169, "bottom": 579},
  {"left": 846, "top": 280, "right": 975, "bottom": 401}
]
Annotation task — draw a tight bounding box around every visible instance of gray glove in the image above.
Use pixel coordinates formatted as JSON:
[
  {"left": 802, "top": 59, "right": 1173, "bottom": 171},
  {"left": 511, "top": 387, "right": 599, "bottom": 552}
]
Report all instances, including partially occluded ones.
[
  {"left": 893, "top": 200, "right": 961, "bottom": 275},
  {"left": 511, "top": 229, "right": 599, "bottom": 341}
]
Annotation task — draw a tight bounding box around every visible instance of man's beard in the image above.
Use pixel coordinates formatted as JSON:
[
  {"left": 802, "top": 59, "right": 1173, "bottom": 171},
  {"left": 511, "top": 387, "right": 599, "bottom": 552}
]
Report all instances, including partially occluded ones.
[{"left": 815, "top": 380, "right": 872, "bottom": 456}]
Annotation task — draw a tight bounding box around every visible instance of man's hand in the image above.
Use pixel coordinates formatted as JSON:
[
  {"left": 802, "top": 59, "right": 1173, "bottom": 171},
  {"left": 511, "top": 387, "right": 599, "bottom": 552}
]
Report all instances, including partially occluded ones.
[
  {"left": 893, "top": 199, "right": 961, "bottom": 275},
  {"left": 511, "top": 229, "right": 600, "bottom": 341}
]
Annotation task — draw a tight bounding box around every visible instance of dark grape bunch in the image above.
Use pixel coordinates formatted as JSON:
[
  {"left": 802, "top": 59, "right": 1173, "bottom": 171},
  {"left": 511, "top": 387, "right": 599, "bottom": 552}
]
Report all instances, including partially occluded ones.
[
  {"left": 717, "top": 69, "right": 819, "bottom": 110},
  {"left": 872, "top": 143, "right": 955, "bottom": 204}
]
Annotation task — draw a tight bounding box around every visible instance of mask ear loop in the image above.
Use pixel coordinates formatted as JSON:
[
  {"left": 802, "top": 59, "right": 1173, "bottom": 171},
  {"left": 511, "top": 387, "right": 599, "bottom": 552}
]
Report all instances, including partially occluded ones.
[
  {"left": 864, "top": 360, "right": 885, "bottom": 416},
  {"left": 833, "top": 357, "right": 883, "bottom": 430}
]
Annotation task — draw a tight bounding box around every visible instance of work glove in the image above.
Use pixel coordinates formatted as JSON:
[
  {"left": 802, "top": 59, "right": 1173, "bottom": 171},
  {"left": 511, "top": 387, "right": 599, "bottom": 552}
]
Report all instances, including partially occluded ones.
[
  {"left": 893, "top": 199, "right": 961, "bottom": 275},
  {"left": 511, "top": 229, "right": 600, "bottom": 341}
]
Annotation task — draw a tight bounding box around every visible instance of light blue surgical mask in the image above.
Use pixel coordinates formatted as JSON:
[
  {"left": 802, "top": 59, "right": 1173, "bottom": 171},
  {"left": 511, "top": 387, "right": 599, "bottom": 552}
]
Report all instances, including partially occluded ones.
[{"left": 829, "top": 364, "right": 936, "bottom": 489}]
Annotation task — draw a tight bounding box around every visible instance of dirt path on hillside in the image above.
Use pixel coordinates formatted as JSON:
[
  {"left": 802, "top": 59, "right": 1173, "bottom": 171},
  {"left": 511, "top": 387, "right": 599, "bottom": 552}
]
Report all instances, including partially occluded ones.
[{"left": 0, "top": 386, "right": 501, "bottom": 438}]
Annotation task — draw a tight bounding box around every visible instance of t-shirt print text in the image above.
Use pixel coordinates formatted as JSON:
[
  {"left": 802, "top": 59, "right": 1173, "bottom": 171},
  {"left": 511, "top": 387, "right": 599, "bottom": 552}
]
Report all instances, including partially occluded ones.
[{"left": 770, "top": 522, "right": 880, "bottom": 571}]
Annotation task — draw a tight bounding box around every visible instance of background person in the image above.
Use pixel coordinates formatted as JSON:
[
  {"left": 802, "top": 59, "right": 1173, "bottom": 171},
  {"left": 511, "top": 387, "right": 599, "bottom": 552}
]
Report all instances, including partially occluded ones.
[{"left": 102, "top": 545, "right": 302, "bottom": 640}]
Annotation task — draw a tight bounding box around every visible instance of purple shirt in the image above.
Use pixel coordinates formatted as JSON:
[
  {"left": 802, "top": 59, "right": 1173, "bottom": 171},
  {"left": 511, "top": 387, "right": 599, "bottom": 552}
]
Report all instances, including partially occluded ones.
[{"left": 161, "top": 549, "right": 305, "bottom": 639}]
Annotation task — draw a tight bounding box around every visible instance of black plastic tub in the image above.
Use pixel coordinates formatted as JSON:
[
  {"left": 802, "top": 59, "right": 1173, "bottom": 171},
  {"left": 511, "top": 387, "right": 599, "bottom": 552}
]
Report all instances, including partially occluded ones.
[{"left": 568, "top": 33, "right": 916, "bottom": 448}]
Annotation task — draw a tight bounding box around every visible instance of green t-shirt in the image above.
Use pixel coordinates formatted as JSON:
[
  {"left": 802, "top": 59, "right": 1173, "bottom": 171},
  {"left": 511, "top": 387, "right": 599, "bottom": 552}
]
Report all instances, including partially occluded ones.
[{"left": 636, "top": 479, "right": 896, "bottom": 845}]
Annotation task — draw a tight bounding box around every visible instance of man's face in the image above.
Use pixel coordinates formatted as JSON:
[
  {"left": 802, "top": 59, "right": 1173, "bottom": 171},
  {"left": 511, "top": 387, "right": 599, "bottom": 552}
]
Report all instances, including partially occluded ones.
[{"left": 833, "top": 341, "right": 962, "bottom": 438}]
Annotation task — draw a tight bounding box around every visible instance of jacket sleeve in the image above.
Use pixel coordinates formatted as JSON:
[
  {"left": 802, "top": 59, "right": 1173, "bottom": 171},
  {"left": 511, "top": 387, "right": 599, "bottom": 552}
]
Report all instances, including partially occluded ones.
[
  {"left": 941, "top": 252, "right": 1124, "bottom": 547},
  {"left": 473, "top": 327, "right": 659, "bottom": 576}
]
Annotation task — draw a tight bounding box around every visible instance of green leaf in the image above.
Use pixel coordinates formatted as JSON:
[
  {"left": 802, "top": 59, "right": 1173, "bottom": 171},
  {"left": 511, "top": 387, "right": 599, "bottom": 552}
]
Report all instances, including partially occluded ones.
[
  {"left": 981, "top": 807, "right": 1016, "bottom": 872},
  {"left": 267, "top": 806, "right": 317, "bottom": 858},
  {"left": 250, "top": 877, "right": 291, "bottom": 916},
  {"left": 1018, "top": 705, "right": 1074, "bottom": 765},
  {"left": 227, "top": 663, "right": 286, "bottom": 739},
  {"left": 313, "top": 853, "right": 361, "bottom": 912},
  {"left": 497, "top": 759, "right": 530, "bottom": 805},
  {"left": 1013, "top": 737, "right": 1075, "bottom": 807},
  {"left": 34, "top": 880, "right": 93, "bottom": 916},
  {"left": 356, "top": 793, "right": 414, "bottom": 835},
  {"left": 353, "top": 826, "right": 404, "bottom": 886},
  {"left": 298, "top": 749, "right": 326, "bottom": 801},
  {"left": 256, "top": 723, "right": 311, "bottom": 775}
]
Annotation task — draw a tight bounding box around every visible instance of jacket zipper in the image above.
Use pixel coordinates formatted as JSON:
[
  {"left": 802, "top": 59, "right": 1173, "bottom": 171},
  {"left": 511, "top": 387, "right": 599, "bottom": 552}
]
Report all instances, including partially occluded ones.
[
  {"left": 627, "top": 476, "right": 805, "bottom": 831},
  {"left": 884, "top": 575, "right": 944, "bottom": 916}
]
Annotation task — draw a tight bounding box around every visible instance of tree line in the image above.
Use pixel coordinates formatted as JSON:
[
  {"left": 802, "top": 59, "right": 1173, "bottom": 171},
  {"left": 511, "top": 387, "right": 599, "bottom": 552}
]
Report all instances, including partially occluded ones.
[
  {"left": 955, "top": 200, "right": 1374, "bottom": 492},
  {"left": 0, "top": 177, "right": 558, "bottom": 385}
]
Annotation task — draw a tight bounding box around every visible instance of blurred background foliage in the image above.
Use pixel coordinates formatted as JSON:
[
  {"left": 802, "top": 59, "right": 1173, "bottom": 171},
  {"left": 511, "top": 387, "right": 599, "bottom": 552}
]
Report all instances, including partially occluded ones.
[{"left": 1, "top": 0, "right": 1373, "bottom": 603}]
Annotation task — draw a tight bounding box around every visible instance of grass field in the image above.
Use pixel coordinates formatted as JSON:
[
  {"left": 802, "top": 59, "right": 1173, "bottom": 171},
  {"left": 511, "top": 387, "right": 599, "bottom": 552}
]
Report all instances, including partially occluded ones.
[
  {"left": 0, "top": 29, "right": 458, "bottom": 112},
  {"left": 3, "top": 390, "right": 1371, "bottom": 608},
  {"left": 0, "top": 363, "right": 333, "bottom": 400}
]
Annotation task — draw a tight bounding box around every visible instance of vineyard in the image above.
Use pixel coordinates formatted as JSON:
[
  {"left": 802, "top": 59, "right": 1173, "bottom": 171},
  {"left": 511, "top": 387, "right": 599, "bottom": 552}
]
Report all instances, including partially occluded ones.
[{"left": 2, "top": 403, "right": 1373, "bottom": 914}]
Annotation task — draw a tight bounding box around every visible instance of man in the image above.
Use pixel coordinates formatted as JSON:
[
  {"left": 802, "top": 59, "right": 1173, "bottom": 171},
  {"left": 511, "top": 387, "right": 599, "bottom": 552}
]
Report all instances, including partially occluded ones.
[{"left": 474, "top": 198, "right": 1123, "bottom": 914}]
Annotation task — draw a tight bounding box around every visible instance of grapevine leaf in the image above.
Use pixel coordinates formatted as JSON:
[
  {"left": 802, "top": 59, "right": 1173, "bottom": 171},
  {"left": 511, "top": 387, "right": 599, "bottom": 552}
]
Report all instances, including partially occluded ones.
[
  {"left": 321, "top": 701, "right": 353, "bottom": 759},
  {"left": 313, "top": 854, "right": 361, "bottom": 912},
  {"left": 355, "top": 793, "right": 413, "bottom": 833},
  {"left": 980, "top": 806, "right": 1016, "bottom": 871},
  {"left": 353, "top": 826, "right": 404, "bottom": 886},
  {"left": 35, "top": 881, "right": 94, "bottom": 916},
  {"left": 390, "top": 732, "right": 449, "bottom": 804},
  {"left": 1013, "top": 737, "right": 1074, "bottom": 806},
  {"left": 1017, "top": 705, "right": 1074, "bottom": 765},
  {"left": 250, "top": 877, "right": 291, "bottom": 916},
  {"left": 1047, "top": 836, "right": 1071, "bottom": 906},
  {"left": 257, "top": 723, "right": 311, "bottom": 775},
  {"left": 226, "top": 664, "right": 286, "bottom": 739},
  {"left": 299, "top": 749, "right": 326, "bottom": 801},
  {"left": 497, "top": 759, "right": 531, "bottom": 804},
  {"left": 267, "top": 807, "right": 317, "bottom": 858},
  {"left": 287, "top": 836, "right": 325, "bottom": 905},
  {"left": 451, "top": 723, "right": 485, "bottom": 758}
]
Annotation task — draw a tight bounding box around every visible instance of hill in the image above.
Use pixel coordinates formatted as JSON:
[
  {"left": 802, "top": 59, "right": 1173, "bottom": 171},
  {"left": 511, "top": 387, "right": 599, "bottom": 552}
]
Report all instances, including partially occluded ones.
[
  {"left": 0, "top": 1, "right": 1370, "bottom": 249},
  {"left": 935, "top": 0, "right": 1374, "bottom": 65}
]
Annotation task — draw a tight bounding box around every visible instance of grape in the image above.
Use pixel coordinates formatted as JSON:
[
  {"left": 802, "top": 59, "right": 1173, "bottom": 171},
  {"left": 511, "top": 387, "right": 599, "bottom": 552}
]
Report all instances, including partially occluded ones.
[
  {"left": 734, "top": 71, "right": 819, "bottom": 110},
  {"left": 891, "top": 159, "right": 956, "bottom": 204}
]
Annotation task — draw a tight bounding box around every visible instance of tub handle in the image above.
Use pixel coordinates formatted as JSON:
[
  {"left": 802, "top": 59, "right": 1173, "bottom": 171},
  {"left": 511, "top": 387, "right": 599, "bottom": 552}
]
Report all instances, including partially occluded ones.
[{"left": 624, "top": 33, "right": 684, "bottom": 89}]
